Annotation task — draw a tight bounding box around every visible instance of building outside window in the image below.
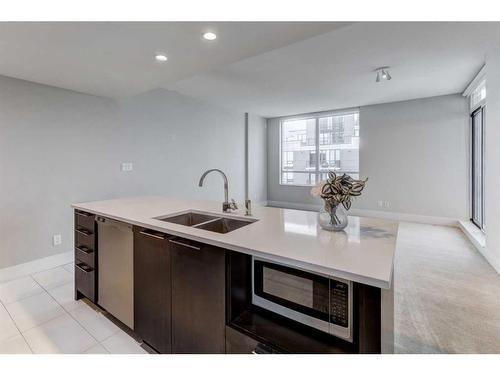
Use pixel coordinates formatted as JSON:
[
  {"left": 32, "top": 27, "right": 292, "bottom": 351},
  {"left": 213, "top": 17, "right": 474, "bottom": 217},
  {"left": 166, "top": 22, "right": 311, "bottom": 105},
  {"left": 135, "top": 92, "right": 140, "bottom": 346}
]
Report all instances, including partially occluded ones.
[{"left": 280, "top": 111, "right": 359, "bottom": 185}]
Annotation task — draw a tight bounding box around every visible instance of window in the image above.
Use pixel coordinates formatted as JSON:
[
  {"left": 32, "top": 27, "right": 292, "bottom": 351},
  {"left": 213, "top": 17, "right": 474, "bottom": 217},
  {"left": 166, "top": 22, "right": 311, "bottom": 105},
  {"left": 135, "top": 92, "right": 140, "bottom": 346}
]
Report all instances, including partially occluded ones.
[
  {"left": 471, "top": 108, "right": 484, "bottom": 229},
  {"left": 469, "top": 80, "right": 486, "bottom": 229},
  {"left": 280, "top": 111, "right": 359, "bottom": 185}
]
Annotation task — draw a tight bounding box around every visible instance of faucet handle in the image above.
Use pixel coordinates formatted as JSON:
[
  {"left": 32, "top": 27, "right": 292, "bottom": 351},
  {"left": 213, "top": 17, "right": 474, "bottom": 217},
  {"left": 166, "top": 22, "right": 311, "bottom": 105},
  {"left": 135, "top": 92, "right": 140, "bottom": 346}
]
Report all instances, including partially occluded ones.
[
  {"left": 245, "top": 199, "right": 252, "bottom": 216},
  {"left": 229, "top": 199, "right": 238, "bottom": 211}
]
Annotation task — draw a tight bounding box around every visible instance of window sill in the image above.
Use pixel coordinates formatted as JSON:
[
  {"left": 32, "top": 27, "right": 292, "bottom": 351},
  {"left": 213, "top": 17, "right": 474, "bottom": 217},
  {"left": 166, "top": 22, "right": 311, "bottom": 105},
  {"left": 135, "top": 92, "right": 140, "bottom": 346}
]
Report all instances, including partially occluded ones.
[
  {"left": 278, "top": 183, "right": 315, "bottom": 188},
  {"left": 458, "top": 220, "right": 486, "bottom": 250}
]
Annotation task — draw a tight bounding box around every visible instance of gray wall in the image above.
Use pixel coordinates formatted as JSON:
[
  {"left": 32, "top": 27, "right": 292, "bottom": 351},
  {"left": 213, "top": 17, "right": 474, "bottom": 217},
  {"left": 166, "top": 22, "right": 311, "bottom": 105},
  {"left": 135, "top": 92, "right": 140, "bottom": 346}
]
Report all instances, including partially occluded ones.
[
  {"left": 0, "top": 76, "right": 266, "bottom": 268},
  {"left": 267, "top": 94, "right": 469, "bottom": 220},
  {"left": 485, "top": 45, "right": 500, "bottom": 272},
  {"left": 248, "top": 114, "right": 268, "bottom": 205}
]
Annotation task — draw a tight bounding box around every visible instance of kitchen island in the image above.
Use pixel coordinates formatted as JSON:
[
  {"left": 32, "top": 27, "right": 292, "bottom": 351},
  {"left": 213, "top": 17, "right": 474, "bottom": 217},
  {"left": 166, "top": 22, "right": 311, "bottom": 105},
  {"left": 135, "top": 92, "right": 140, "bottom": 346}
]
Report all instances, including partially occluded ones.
[{"left": 72, "top": 196, "right": 398, "bottom": 354}]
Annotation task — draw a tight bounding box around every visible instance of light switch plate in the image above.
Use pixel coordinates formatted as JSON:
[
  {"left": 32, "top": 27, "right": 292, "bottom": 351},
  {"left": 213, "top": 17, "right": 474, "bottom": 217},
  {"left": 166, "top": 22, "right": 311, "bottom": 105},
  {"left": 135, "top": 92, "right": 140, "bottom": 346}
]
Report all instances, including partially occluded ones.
[{"left": 121, "top": 162, "right": 133, "bottom": 172}]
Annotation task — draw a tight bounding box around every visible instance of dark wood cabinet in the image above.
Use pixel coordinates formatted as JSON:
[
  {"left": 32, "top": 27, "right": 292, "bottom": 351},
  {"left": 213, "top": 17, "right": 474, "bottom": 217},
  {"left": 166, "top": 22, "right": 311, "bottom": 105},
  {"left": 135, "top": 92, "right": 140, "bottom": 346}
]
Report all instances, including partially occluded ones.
[
  {"left": 74, "top": 210, "right": 97, "bottom": 302},
  {"left": 133, "top": 227, "right": 172, "bottom": 354},
  {"left": 170, "top": 237, "right": 226, "bottom": 354},
  {"left": 226, "top": 326, "right": 260, "bottom": 354},
  {"left": 133, "top": 229, "right": 226, "bottom": 354}
]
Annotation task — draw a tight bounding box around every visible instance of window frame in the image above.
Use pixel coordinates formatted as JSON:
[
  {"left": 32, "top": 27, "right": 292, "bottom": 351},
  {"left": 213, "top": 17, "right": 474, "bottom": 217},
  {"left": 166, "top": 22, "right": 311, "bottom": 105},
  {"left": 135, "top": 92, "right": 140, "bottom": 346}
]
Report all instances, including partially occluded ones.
[
  {"left": 278, "top": 108, "right": 360, "bottom": 187},
  {"left": 471, "top": 105, "right": 485, "bottom": 230}
]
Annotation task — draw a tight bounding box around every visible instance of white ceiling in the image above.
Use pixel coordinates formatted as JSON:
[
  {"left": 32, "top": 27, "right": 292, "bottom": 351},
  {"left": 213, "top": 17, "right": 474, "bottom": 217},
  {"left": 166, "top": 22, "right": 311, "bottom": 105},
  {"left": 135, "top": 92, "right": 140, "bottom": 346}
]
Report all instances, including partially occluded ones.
[
  {"left": 167, "top": 22, "right": 500, "bottom": 117},
  {"left": 0, "top": 22, "right": 499, "bottom": 117},
  {"left": 0, "top": 22, "right": 345, "bottom": 98}
]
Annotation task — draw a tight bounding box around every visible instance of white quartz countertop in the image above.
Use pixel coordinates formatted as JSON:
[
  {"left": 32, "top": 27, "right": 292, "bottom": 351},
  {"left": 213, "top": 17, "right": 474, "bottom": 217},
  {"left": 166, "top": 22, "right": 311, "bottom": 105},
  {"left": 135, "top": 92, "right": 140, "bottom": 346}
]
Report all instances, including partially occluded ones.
[{"left": 72, "top": 196, "right": 399, "bottom": 289}]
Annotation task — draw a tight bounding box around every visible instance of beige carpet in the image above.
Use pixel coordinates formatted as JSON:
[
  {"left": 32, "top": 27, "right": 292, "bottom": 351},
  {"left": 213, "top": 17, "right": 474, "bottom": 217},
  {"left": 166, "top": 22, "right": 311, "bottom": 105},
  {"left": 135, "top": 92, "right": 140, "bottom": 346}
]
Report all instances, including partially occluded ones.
[{"left": 394, "top": 222, "right": 500, "bottom": 353}]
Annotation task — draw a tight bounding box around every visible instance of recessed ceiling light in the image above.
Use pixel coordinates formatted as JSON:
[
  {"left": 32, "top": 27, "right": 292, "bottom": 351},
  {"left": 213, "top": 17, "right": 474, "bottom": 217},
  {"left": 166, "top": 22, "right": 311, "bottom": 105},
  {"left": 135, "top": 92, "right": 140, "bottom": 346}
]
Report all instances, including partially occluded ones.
[
  {"left": 203, "top": 32, "right": 217, "bottom": 41},
  {"left": 155, "top": 54, "right": 168, "bottom": 62}
]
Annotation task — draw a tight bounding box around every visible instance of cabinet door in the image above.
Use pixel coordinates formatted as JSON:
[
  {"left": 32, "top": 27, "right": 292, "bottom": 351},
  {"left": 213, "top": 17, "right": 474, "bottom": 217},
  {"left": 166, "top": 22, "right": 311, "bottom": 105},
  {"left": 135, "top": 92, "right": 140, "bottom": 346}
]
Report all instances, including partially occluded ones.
[
  {"left": 133, "top": 227, "right": 172, "bottom": 354},
  {"left": 170, "top": 238, "right": 226, "bottom": 353}
]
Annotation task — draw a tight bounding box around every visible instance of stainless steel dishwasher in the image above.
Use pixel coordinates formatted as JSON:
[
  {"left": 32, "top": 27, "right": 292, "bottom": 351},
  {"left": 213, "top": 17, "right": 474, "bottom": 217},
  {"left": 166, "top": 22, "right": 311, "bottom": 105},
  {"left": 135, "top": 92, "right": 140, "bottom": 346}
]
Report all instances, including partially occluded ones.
[{"left": 96, "top": 216, "right": 134, "bottom": 329}]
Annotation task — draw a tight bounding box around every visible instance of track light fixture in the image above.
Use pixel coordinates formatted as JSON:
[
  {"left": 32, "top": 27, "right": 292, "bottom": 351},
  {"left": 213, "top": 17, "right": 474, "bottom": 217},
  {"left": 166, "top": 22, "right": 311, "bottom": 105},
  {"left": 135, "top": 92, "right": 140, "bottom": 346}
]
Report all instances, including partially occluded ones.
[{"left": 375, "top": 67, "right": 392, "bottom": 82}]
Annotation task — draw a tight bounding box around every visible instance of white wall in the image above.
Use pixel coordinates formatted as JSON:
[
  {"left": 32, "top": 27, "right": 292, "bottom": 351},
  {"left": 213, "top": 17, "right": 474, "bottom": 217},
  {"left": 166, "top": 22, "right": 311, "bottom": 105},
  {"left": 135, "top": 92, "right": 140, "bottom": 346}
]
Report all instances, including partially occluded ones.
[
  {"left": 357, "top": 95, "right": 469, "bottom": 219},
  {"left": 0, "top": 76, "right": 266, "bottom": 268},
  {"left": 484, "top": 44, "right": 500, "bottom": 272},
  {"left": 248, "top": 114, "right": 268, "bottom": 205},
  {"left": 267, "top": 94, "right": 469, "bottom": 221}
]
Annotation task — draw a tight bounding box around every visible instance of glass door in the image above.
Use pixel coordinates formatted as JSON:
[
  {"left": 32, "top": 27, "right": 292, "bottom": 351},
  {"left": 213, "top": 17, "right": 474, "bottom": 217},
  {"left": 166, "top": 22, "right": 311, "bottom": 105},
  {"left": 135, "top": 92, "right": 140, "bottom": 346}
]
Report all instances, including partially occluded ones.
[{"left": 471, "top": 107, "right": 485, "bottom": 229}]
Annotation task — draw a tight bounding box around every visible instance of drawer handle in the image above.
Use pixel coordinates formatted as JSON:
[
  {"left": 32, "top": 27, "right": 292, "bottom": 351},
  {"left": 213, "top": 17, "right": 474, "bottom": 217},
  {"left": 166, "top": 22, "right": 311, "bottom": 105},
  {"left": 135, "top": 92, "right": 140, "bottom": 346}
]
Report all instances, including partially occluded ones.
[
  {"left": 75, "top": 246, "right": 93, "bottom": 254},
  {"left": 139, "top": 230, "right": 167, "bottom": 240},
  {"left": 252, "top": 344, "right": 275, "bottom": 354},
  {"left": 75, "top": 228, "right": 92, "bottom": 236},
  {"left": 76, "top": 211, "right": 93, "bottom": 217},
  {"left": 76, "top": 263, "right": 93, "bottom": 273},
  {"left": 169, "top": 239, "right": 201, "bottom": 251}
]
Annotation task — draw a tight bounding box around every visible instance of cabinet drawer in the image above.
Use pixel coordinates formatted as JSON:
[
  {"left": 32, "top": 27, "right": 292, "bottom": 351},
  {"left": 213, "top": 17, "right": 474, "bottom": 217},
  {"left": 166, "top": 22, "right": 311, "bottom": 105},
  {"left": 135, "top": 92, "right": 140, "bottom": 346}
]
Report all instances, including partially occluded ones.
[
  {"left": 226, "top": 326, "right": 260, "bottom": 354},
  {"left": 226, "top": 326, "right": 281, "bottom": 354},
  {"left": 75, "top": 263, "right": 95, "bottom": 301},
  {"left": 75, "top": 245, "right": 94, "bottom": 268},
  {"left": 75, "top": 210, "right": 95, "bottom": 232},
  {"left": 75, "top": 228, "right": 95, "bottom": 251}
]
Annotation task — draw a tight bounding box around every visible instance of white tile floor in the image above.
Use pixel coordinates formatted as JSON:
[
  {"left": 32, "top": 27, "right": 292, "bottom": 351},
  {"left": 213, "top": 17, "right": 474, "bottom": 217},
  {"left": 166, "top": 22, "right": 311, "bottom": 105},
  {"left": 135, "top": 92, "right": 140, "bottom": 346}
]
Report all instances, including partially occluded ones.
[{"left": 0, "top": 263, "right": 148, "bottom": 354}]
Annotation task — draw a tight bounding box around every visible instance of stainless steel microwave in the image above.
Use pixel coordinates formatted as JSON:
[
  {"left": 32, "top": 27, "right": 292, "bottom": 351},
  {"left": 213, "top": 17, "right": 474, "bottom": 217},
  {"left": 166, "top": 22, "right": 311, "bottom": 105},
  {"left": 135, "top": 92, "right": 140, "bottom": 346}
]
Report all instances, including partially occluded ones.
[{"left": 252, "top": 257, "right": 353, "bottom": 342}]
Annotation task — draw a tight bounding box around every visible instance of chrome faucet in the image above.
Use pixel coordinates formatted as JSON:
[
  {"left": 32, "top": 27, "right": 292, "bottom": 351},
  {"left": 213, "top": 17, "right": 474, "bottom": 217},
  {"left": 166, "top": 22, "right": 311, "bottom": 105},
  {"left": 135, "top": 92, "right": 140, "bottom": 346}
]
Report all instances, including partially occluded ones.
[{"left": 198, "top": 169, "right": 238, "bottom": 213}]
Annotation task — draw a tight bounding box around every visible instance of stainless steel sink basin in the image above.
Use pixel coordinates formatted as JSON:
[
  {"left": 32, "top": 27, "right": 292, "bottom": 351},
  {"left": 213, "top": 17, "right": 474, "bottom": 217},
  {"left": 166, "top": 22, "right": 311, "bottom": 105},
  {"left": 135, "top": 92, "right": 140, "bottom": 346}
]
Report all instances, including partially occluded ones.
[
  {"left": 154, "top": 210, "right": 257, "bottom": 234},
  {"left": 195, "top": 217, "right": 254, "bottom": 234},
  {"left": 156, "top": 211, "right": 219, "bottom": 226}
]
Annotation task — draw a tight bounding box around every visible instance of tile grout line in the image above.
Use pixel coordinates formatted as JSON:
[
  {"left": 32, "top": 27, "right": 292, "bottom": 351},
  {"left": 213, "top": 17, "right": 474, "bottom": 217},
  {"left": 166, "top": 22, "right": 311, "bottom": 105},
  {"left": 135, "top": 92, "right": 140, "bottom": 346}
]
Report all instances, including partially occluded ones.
[
  {"left": 29, "top": 271, "right": 101, "bottom": 353},
  {"left": 3, "top": 261, "right": 134, "bottom": 354},
  {"left": 42, "top": 264, "right": 128, "bottom": 352},
  {"left": 61, "top": 292, "right": 120, "bottom": 345},
  {"left": 31, "top": 265, "right": 119, "bottom": 352},
  {"left": 0, "top": 261, "right": 74, "bottom": 286},
  {"left": 1, "top": 264, "right": 74, "bottom": 307},
  {"left": 0, "top": 287, "right": 34, "bottom": 354},
  {"left": 0, "top": 263, "right": 74, "bottom": 305},
  {"left": 0, "top": 275, "right": 46, "bottom": 305},
  {"left": 17, "top": 274, "right": 71, "bottom": 353},
  {"left": 1, "top": 262, "right": 107, "bottom": 354}
]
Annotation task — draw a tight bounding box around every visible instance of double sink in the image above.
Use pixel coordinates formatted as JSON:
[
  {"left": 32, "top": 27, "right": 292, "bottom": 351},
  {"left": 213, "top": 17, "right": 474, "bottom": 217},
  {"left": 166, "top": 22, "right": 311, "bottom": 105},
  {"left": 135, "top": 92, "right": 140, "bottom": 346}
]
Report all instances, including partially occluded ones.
[{"left": 154, "top": 210, "right": 257, "bottom": 234}]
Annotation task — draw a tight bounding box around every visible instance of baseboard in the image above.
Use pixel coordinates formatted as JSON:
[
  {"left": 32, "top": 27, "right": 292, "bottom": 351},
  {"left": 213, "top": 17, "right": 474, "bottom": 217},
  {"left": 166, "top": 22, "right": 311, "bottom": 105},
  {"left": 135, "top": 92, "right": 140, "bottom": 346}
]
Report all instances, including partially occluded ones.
[
  {"left": 254, "top": 200, "right": 268, "bottom": 207},
  {"left": 266, "top": 200, "right": 459, "bottom": 226},
  {"left": 475, "top": 246, "right": 500, "bottom": 275},
  {"left": 458, "top": 220, "right": 486, "bottom": 249},
  {"left": 266, "top": 200, "right": 321, "bottom": 212},
  {"left": 0, "top": 251, "right": 73, "bottom": 283},
  {"left": 349, "top": 208, "right": 459, "bottom": 227}
]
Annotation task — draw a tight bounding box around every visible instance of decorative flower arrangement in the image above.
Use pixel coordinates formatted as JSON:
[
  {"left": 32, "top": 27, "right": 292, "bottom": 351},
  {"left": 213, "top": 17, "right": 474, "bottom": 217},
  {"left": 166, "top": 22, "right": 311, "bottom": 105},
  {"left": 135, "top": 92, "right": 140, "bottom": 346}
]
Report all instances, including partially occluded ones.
[{"left": 311, "top": 171, "right": 368, "bottom": 231}]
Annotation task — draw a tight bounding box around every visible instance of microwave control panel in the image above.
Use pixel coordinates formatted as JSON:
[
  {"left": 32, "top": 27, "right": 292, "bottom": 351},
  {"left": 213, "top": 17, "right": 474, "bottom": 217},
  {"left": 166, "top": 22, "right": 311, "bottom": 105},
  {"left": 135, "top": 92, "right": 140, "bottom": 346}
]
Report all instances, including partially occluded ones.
[{"left": 330, "top": 280, "right": 349, "bottom": 327}]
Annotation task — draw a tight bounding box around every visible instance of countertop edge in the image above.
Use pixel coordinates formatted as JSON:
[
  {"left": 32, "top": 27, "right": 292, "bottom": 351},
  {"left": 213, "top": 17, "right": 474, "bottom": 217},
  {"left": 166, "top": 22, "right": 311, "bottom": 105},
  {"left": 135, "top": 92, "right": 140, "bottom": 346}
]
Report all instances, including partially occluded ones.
[{"left": 72, "top": 203, "right": 393, "bottom": 289}]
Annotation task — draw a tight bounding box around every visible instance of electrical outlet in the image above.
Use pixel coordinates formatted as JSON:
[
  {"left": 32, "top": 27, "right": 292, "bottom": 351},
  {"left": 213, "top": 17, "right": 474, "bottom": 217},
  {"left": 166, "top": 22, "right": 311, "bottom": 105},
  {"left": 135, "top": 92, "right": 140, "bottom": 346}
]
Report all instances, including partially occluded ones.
[
  {"left": 53, "top": 234, "right": 62, "bottom": 246},
  {"left": 121, "top": 162, "right": 133, "bottom": 172},
  {"left": 384, "top": 201, "right": 391, "bottom": 208},
  {"left": 377, "top": 200, "right": 384, "bottom": 208}
]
